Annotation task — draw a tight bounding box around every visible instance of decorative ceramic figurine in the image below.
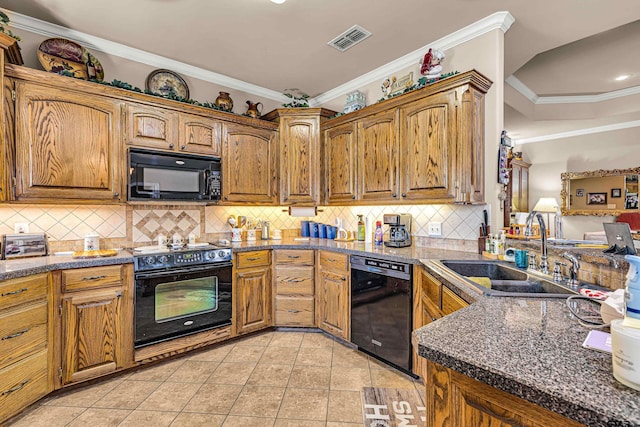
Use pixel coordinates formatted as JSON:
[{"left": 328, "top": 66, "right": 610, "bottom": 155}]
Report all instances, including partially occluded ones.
[
  {"left": 245, "top": 100, "right": 263, "bottom": 118},
  {"left": 343, "top": 90, "right": 366, "bottom": 113},
  {"left": 215, "top": 91, "right": 234, "bottom": 112},
  {"left": 420, "top": 48, "right": 445, "bottom": 79}
]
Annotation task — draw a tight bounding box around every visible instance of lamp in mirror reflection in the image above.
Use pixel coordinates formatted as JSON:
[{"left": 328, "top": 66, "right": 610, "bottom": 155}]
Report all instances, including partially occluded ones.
[{"left": 533, "top": 197, "right": 562, "bottom": 239}]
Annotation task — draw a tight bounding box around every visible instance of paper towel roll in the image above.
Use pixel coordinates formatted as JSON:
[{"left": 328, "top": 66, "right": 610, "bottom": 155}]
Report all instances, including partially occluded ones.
[{"left": 289, "top": 206, "right": 317, "bottom": 217}]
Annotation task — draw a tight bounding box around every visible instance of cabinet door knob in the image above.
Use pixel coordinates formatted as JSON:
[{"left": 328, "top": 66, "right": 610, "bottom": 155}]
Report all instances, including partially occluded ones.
[
  {"left": 352, "top": 195, "right": 356, "bottom": 199},
  {"left": 169, "top": 143, "right": 174, "bottom": 149},
  {"left": 341, "top": 277, "right": 346, "bottom": 281},
  {"left": 181, "top": 145, "right": 186, "bottom": 150},
  {"left": 392, "top": 193, "right": 397, "bottom": 198},
  {"left": 113, "top": 192, "right": 120, "bottom": 198},
  {"left": 401, "top": 193, "right": 406, "bottom": 198}
]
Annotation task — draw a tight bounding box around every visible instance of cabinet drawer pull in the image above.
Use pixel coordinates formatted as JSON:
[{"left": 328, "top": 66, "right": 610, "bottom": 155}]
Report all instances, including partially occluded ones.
[
  {"left": 81, "top": 275, "right": 106, "bottom": 281},
  {"left": 2, "top": 328, "right": 30, "bottom": 340},
  {"left": 341, "top": 277, "right": 346, "bottom": 281},
  {"left": 287, "top": 255, "right": 300, "bottom": 259},
  {"left": 286, "top": 278, "right": 305, "bottom": 283},
  {"left": 1, "top": 288, "right": 27, "bottom": 297},
  {"left": 287, "top": 309, "right": 301, "bottom": 313},
  {"left": 1, "top": 379, "right": 30, "bottom": 396},
  {"left": 246, "top": 257, "right": 260, "bottom": 261}
]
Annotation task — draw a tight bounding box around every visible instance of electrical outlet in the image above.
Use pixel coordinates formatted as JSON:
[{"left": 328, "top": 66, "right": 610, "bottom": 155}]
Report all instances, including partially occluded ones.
[
  {"left": 427, "top": 222, "right": 442, "bottom": 236},
  {"left": 14, "top": 222, "right": 29, "bottom": 234}
]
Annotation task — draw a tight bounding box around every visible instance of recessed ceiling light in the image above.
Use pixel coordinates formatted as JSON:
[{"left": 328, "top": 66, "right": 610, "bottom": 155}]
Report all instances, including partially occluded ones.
[
  {"left": 615, "top": 74, "right": 630, "bottom": 81},
  {"left": 270, "top": 0, "right": 286, "bottom": 4}
]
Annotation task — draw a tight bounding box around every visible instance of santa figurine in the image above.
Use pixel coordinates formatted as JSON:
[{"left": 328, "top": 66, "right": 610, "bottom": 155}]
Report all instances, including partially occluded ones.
[{"left": 420, "top": 48, "right": 445, "bottom": 79}]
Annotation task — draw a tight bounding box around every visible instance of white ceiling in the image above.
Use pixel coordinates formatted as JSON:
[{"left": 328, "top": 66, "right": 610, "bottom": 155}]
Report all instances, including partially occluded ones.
[{"left": 2, "top": 0, "right": 639, "bottom": 141}]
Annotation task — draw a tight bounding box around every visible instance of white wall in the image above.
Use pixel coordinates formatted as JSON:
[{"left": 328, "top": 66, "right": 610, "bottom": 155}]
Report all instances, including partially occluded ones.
[{"left": 519, "top": 126, "right": 640, "bottom": 239}]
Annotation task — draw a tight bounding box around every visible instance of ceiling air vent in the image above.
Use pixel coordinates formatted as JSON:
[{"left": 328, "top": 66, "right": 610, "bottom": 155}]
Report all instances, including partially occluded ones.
[{"left": 328, "top": 25, "right": 372, "bottom": 52}]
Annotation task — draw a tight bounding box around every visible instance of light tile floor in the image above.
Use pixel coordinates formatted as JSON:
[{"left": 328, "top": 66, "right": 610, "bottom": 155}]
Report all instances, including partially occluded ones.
[{"left": 9, "top": 331, "right": 425, "bottom": 427}]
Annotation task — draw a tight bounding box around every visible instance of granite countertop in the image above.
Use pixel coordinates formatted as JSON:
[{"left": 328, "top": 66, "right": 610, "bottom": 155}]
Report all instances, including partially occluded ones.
[{"left": 417, "top": 259, "right": 640, "bottom": 427}]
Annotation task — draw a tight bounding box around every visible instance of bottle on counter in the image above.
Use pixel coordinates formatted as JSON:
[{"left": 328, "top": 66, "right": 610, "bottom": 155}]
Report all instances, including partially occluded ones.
[
  {"left": 374, "top": 221, "right": 383, "bottom": 246},
  {"left": 357, "top": 215, "right": 365, "bottom": 241}
]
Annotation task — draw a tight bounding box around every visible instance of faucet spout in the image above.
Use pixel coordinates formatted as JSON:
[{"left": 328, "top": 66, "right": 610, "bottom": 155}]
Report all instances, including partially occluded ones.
[{"left": 525, "top": 211, "right": 549, "bottom": 274}]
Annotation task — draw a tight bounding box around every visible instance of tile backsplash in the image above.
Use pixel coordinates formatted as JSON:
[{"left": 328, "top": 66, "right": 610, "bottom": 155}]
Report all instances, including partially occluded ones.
[{"left": 0, "top": 203, "right": 488, "bottom": 251}]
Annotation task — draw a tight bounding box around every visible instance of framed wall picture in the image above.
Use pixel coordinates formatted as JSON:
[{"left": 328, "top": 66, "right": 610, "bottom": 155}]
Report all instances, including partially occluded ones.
[
  {"left": 611, "top": 188, "right": 622, "bottom": 198},
  {"left": 576, "top": 189, "right": 584, "bottom": 197},
  {"left": 587, "top": 192, "right": 607, "bottom": 205}
]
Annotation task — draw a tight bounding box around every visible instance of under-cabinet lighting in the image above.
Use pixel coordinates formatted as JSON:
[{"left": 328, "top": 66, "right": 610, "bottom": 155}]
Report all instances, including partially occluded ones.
[{"left": 615, "top": 74, "right": 630, "bottom": 81}]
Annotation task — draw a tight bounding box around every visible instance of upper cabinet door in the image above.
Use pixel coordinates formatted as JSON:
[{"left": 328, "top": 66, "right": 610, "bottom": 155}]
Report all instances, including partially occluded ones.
[
  {"left": 279, "top": 116, "right": 319, "bottom": 205},
  {"left": 324, "top": 122, "right": 358, "bottom": 204},
  {"left": 357, "top": 109, "right": 399, "bottom": 202},
  {"left": 125, "top": 103, "right": 177, "bottom": 151},
  {"left": 178, "top": 113, "right": 222, "bottom": 156},
  {"left": 399, "top": 91, "right": 456, "bottom": 201},
  {"left": 222, "top": 123, "right": 277, "bottom": 204},
  {"left": 14, "top": 82, "right": 124, "bottom": 202}
]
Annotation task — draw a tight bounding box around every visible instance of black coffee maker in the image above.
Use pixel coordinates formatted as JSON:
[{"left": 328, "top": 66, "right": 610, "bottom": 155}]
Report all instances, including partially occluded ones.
[{"left": 383, "top": 213, "right": 412, "bottom": 247}]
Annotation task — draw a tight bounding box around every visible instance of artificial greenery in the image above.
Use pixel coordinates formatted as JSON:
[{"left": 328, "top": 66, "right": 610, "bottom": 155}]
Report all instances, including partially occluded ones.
[
  {"left": 282, "top": 92, "right": 310, "bottom": 108},
  {"left": 0, "top": 11, "right": 21, "bottom": 41}
]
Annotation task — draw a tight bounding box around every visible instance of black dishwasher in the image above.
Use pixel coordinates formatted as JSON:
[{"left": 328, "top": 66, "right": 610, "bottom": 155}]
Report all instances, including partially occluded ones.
[{"left": 350, "top": 255, "right": 414, "bottom": 375}]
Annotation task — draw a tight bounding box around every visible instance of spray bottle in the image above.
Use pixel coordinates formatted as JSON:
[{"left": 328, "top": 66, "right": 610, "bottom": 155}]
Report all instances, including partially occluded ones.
[{"left": 623, "top": 254, "right": 640, "bottom": 329}]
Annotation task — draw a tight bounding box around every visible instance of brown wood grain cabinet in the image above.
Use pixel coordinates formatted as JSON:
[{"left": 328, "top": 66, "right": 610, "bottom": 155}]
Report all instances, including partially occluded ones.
[
  {"left": 504, "top": 158, "right": 531, "bottom": 226},
  {"left": 263, "top": 108, "right": 335, "bottom": 205},
  {"left": 316, "top": 251, "right": 350, "bottom": 340},
  {"left": 222, "top": 124, "right": 278, "bottom": 204},
  {"left": 12, "top": 80, "right": 124, "bottom": 202},
  {"left": 234, "top": 250, "right": 273, "bottom": 335},
  {"left": 322, "top": 70, "right": 491, "bottom": 205},
  {"left": 274, "top": 249, "right": 315, "bottom": 327},
  {"left": 323, "top": 122, "right": 358, "bottom": 204},
  {"left": 0, "top": 273, "right": 52, "bottom": 425},
  {"left": 178, "top": 112, "right": 222, "bottom": 156},
  {"left": 425, "top": 360, "right": 585, "bottom": 427},
  {"left": 56, "top": 264, "right": 133, "bottom": 386}
]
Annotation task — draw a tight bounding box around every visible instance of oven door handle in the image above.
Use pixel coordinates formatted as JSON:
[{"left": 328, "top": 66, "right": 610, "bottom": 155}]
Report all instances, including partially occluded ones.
[{"left": 135, "top": 263, "right": 232, "bottom": 279}]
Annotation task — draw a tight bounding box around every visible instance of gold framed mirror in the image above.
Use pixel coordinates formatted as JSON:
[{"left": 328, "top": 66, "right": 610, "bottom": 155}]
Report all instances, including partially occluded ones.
[{"left": 560, "top": 167, "right": 640, "bottom": 216}]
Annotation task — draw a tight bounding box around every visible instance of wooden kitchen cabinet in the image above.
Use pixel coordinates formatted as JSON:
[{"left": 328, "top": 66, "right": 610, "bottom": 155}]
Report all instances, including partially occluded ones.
[
  {"left": 178, "top": 112, "right": 222, "bottom": 156},
  {"left": 323, "top": 122, "right": 358, "bottom": 204},
  {"left": 125, "top": 102, "right": 177, "bottom": 151},
  {"left": 316, "top": 251, "right": 350, "bottom": 340},
  {"left": 234, "top": 251, "right": 273, "bottom": 335},
  {"left": 0, "top": 273, "right": 52, "bottom": 425},
  {"left": 57, "top": 264, "right": 133, "bottom": 386},
  {"left": 222, "top": 123, "right": 278, "bottom": 204},
  {"left": 12, "top": 80, "right": 124, "bottom": 202},
  {"left": 274, "top": 249, "right": 315, "bottom": 327},
  {"left": 425, "top": 360, "right": 585, "bottom": 427},
  {"left": 263, "top": 108, "right": 335, "bottom": 205}
]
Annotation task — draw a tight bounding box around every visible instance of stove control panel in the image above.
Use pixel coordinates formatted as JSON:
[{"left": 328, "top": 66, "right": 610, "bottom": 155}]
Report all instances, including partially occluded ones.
[{"left": 134, "top": 247, "right": 232, "bottom": 271}]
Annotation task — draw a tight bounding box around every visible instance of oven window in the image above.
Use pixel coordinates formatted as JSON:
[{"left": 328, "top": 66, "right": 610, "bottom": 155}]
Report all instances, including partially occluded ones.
[
  {"left": 155, "top": 277, "right": 218, "bottom": 322},
  {"left": 143, "top": 167, "right": 200, "bottom": 193}
]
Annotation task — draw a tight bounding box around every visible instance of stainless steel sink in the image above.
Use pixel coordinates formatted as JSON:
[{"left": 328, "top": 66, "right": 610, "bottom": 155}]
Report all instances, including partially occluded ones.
[{"left": 434, "top": 260, "right": 581, "bottom": 297}]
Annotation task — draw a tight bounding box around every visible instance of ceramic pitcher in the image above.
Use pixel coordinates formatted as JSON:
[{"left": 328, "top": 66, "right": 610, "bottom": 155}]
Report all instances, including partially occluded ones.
[{"left": 245, "top": 101, "right": 263, "bottom": 118}]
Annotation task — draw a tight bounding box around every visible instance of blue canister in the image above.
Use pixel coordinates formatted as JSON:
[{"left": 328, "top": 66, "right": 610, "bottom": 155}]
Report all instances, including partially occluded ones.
[
  {"left": 300, "top": 220, "right": 310, "bottom": 237},
  {"left": 319, "top": 224, "right": 327, "bottom": 239},
  {"left": 327, "top": 226, "right": 337, "bottom": 240},
  {"left": 515, "top": 249, "right": 528, "bottom": 269},
  {"left": 309, "top": 222, "right": 319, "bottom": 238}
]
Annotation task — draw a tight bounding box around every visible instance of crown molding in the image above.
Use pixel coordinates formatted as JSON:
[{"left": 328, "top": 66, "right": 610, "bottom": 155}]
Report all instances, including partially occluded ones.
[
  {"left": 515, "top": 120, "right": 640, "bottom": 145},
  {"left": 3, "top": 8, "right": 288, "bottom": 103},
  {"left": 506, "top": 74, "right": 640, "bottom": 105},
  {"left": 311, "top": 11, "right": 515, "bottom": 106}
]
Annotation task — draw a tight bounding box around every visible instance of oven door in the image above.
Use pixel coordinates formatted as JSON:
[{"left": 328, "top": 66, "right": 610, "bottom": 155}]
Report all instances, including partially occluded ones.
[{"left": 134, "top": 263, "right": 232, "bottom": 348}]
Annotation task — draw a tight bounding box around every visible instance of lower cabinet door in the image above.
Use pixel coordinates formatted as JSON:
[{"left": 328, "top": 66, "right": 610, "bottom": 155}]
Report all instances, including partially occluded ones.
[
  {"left": 234, "top": 266, "right": 272, "bottom": 335},
  {"left": 61, "top": 287, "right": 122, "bottom": 385},
  {"left": 317, "top": 270, "right": 349, "bottom": 340},
  {"left": 0, "top": 350, "right": 49, "bottom": 424}
]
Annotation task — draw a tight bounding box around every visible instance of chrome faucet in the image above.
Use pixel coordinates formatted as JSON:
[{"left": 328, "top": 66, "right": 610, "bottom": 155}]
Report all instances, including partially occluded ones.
[
  {"left": 562, "top": 252, "right": 580, "bottom": 288},
  {"left": 525, "top": 212, "right": 549, "bottom": 275}
]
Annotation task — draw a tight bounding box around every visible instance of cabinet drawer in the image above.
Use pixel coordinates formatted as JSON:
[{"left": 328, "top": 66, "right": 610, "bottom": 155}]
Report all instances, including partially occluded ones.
[
  {"left": 0, "top": 301, "right": 47, "bottom": 368},
  {"left": 441, "top": 286, "right": 468, "bottom": 316},
  {"left": 0, "top": 350, "right": 49, "bottom": 423},
  {"left": 421, "top": 271, "right": 441, "bottom": 307},
  {"left": 319, "top": 251, "right": 349, "bottom": 272},
  {"left": 275, "top": 266, "right": 314, "bottom": 295},
  {"left": 0, "top": 274, "right": 48, "bottom": 311},
  {"left": 62, "top": 265, "right": 123, "bottom": 292},
  {"left": 275, "top": 296, "right": 314, "bottom": 326},
  {"left": 274, "top": 250, "right": 314, "bottom": 266},
  {"left": 236, "top": 251, "right": 270, "bottom": 269}
]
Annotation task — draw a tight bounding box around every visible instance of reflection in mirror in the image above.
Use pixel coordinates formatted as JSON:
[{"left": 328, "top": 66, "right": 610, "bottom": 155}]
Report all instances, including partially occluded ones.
[{"left": 561, "top": 167, "right": 640, "bottom": 216}]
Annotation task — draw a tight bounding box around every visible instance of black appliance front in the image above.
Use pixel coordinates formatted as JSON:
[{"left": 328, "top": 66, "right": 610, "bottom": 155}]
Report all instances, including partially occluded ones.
[
  {"left": 129, "top": 148, "right": 221, "bottom": 201},
  {"left": 134, "top": 264, "right": 232, "bottom": 348},
  {"left": 350, "top": 256, "right": 414, "bottom": 375}
]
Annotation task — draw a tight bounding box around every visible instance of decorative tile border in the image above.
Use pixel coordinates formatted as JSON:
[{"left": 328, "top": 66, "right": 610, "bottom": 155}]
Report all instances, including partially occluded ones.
[{"left": 132, "top": 206, "right": 201, "bottom": 243}]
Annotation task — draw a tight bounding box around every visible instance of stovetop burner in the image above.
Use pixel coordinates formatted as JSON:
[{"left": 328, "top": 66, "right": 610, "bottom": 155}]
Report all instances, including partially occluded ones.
[{"left": 133, "top": 242, "right": 232, "bottom": 272}]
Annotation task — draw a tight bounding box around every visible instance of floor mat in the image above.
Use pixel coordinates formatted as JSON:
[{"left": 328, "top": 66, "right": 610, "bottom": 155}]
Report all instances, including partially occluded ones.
[{"left": 361, "top": 387, "right": 426, "bottom": 427}]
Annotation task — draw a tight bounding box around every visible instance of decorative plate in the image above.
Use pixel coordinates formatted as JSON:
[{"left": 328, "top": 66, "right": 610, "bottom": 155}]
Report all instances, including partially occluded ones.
[
  {"left": 37, "top": 38, "right": 104, "bottom": 81},
  {"left": 145, "top": 69, "right": 190, "bottom": 99}
]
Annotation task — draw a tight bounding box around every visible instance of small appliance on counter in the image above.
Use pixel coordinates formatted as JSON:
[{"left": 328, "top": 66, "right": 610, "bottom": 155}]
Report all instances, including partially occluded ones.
[
  {"left": 1, "top": 233, "right": 48, "bottom": 260},
  {"left": 383, "top": 213, "right": 412, "bottom": 248}
]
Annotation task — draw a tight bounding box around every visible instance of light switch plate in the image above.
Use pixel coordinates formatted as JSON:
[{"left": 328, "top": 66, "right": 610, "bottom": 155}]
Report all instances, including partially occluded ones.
[
  {"left": 428, "top": 222, "right": 442, "bottom": 236},
  {"left": 14, "top": 222, "right": 29, "bottom": 233}
]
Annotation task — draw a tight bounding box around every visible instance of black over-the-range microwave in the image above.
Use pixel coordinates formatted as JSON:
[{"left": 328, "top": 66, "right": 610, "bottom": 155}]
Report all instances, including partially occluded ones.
[{"left": 128, "top": 149, "right": 221, "bottom": 201}]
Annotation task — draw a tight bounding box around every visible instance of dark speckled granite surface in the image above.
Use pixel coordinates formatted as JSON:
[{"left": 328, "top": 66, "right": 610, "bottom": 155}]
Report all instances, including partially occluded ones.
[{"left": 417, "top": 259, "right": 640, "bottom": 427}]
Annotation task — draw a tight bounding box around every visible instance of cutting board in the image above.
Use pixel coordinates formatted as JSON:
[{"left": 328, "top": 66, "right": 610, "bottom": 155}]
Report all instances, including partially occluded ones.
[{"left": 72, "top": 249, "right": 117, "bottom": 258}]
